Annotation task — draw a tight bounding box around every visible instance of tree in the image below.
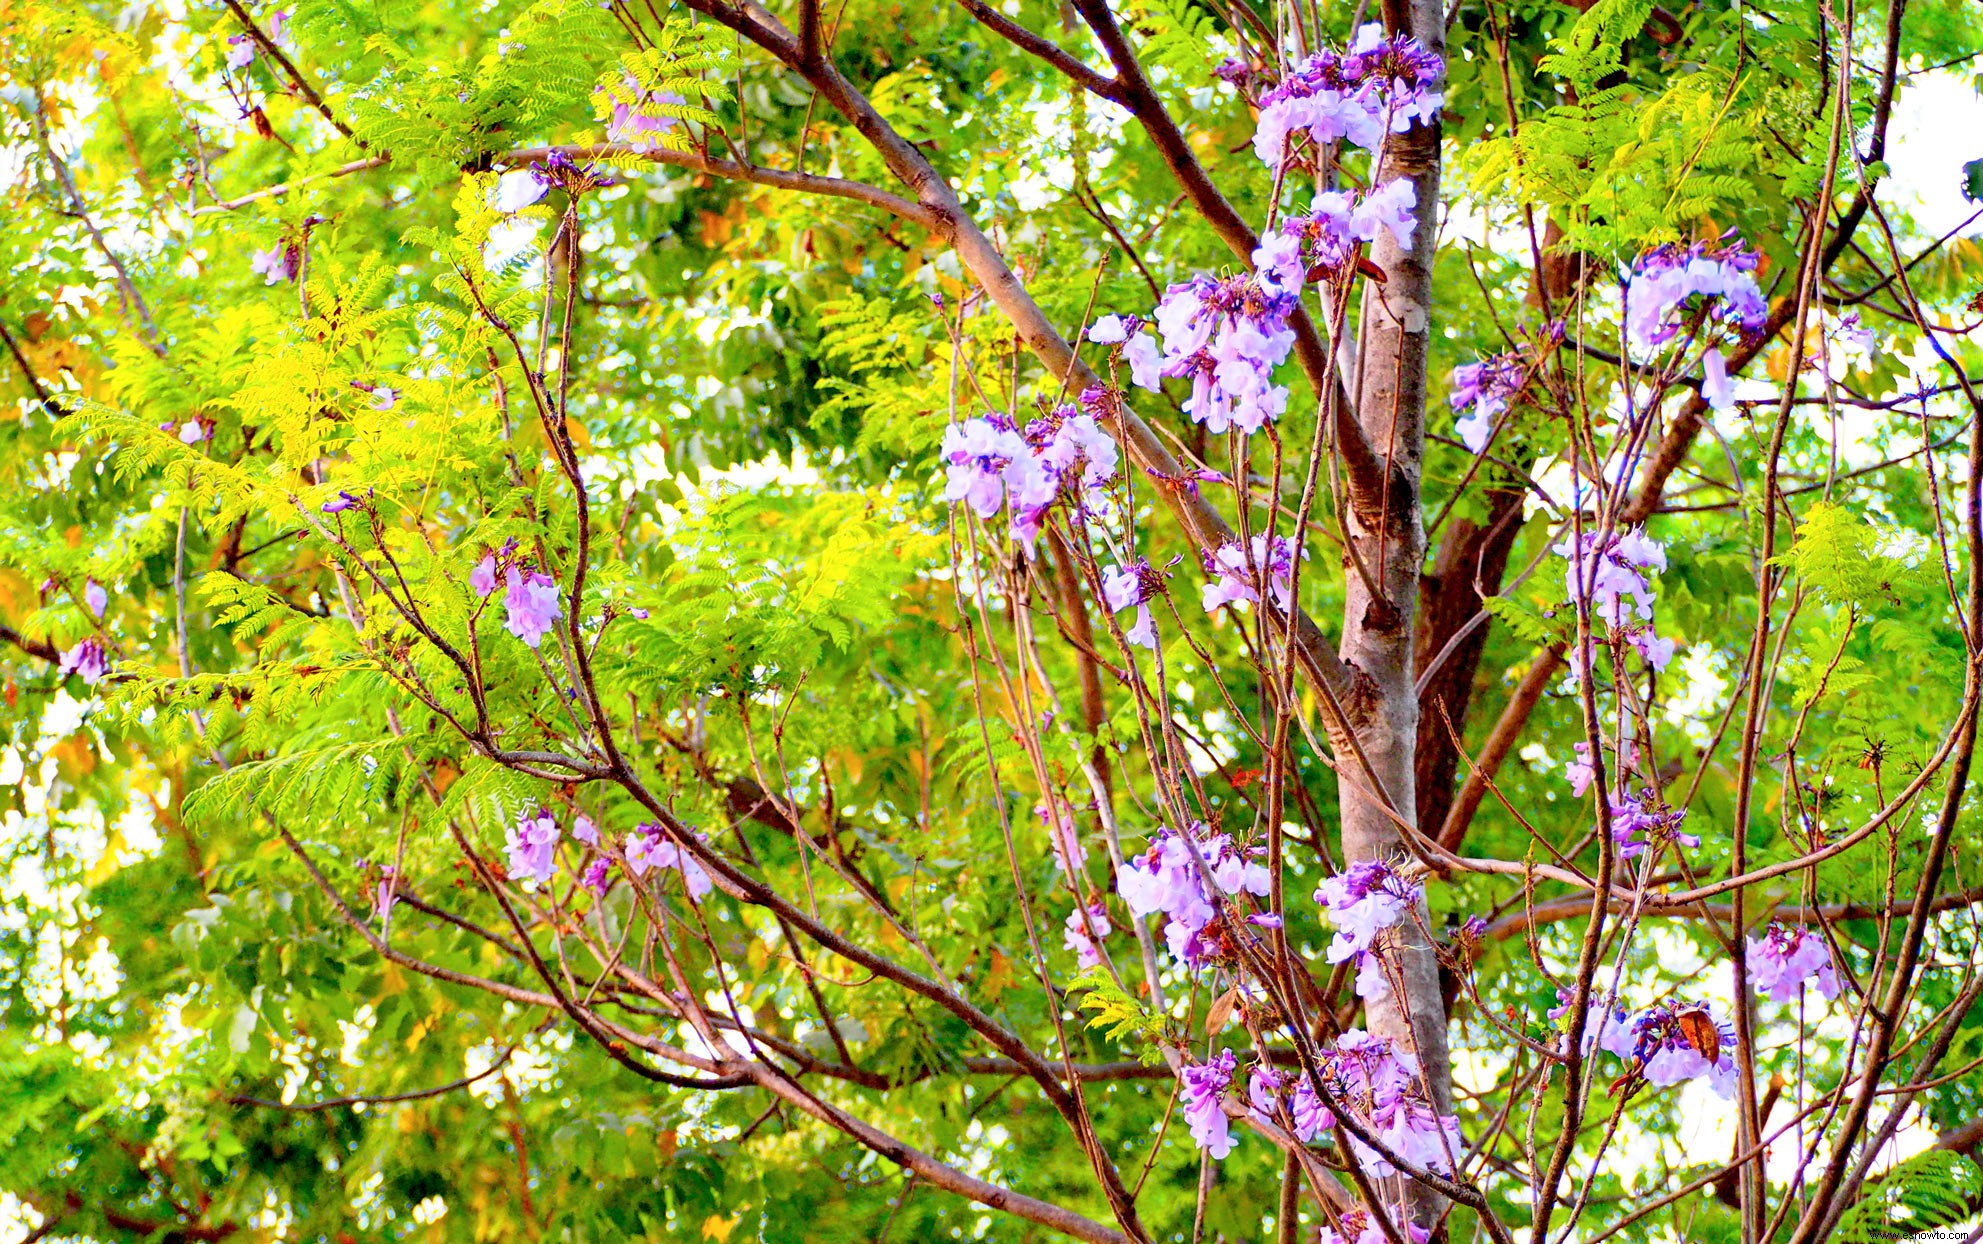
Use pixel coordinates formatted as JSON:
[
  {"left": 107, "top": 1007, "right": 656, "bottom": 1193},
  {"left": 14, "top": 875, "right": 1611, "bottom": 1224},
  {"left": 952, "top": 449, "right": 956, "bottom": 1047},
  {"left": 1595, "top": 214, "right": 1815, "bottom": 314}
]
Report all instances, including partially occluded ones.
[{"left": 3, "top": 0, "right": 1982, "bottom": 1239}]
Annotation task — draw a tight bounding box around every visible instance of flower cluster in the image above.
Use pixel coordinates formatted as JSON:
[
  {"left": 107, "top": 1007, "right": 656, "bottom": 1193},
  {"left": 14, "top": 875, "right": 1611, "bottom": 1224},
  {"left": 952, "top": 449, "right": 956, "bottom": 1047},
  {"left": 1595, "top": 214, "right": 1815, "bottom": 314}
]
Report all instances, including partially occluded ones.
[
  {"left": 1749, "top": 923, "right": 1841, "bottom": 1003},
  {"left": 225, "top": 9, "right": 289, "bottom": 70},
  {"left": 1101, "top": 560, "right": 1160, "bottom": 649},
  {"left": 1626, "top": 1001, "right": 1739, "bottom": 1096},
  {"left": 58, "top": 637, "right": 109, "bottom": 686},
  {"left": 1325, "top": 1029, "right": 1464, "bottom": 1176},
  {"left": 1152, "top": 274, "right": 1299, "bottom": 435},
  {"left": 1116, "top": 827, "right": 1271, "bottom": 967},
  {"left": 1201, "top": 533, "right": 1301, "bottom": 614},
  {"left": 1247, "top": 1064, "right": 1333, "bottom": 1142},
  {"left": 1449, "top": 350, "right": 1526, "bottom": 453},
  {"left": 1624, "top": 236, "right": 1768, "bottom": 351},
  {"left": 1038, "top": 801, "right": 1088, "bottom": 879},
  {"left": 1252, "top": 181, "right": 1419, "bottom": 290},
  {"left": 1249, "top": 24, "right": 1444, "bottom": 168},
  {"left": 1320, "top": 1212, "right": 1431, "bottom": 1244},
  {"left": 1608, "top": 787, "right": 1697, "bottom": 860},
  {"left": 250, "top": 243, "right": 299, "bottom": 285},
  {"left": 1180, "top": 1048, "right": 1239, "bottom": 1158},
  {"left": 1086, "top": 315, "right": 1163, "bottom": 391},
  {"left": 1062, "top": 902, "right": 1111, "bottom": 968},
  {"left": 940, "top": 408, "right": 1118, "bottom": 543},
  {"left": 626, "top": 823, "right": 714, "bottom": 899},
  {"left": 1316, "top": 860, "right": 1425, "bottom": 1000},
  {"left": 470, "top": 540, "right": 563, "bottom": 649},
  {"left": 1556, "top": 527, "right": 1677, "bottom": 673},
  {"left": 505, "top": 808, "right": 562, "bottom": 886},
  {"left": 604, "top": 76, "right": 684, "bottom": 152}
]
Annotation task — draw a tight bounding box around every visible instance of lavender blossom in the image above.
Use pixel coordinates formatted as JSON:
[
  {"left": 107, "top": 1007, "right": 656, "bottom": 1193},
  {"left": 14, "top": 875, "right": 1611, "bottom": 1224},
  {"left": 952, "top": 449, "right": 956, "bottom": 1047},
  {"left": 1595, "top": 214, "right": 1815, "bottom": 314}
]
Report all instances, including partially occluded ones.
[
  {"left": 1101, "top": 561, "right": 1158, "bottom": 649},
  {"left": 505, "top": 808, "right": 561, "bottom": 886},
  {"left": 502, "top": 567, "right": 562, "bottom": 648},
  {"left": 1627, "top": 1001, "right": 1739, "bottom": 1097},
  {"left": 492, "top": 169, "right": 550, "bottom": 213},
  {"left": 322, "top": 490, "right": 362, "bottom": 514},
  {"left": 1749, "top": 923, "right": 1842, "bottom": 1003},
  {"left": 625, "top": 823, "right": 713, "bottom": 899},
  {"left": 1316, "top": 860, "right": 1424, "bottom": 1000},
  {"left": 1250, "top": 24, "right": 1443, "bottom": 169},
  {"left": 1062, "top": 902, "right": 1111, "bottom": 968},
  {"left": 83, "top": 579, "right": 107, "bottom": 617},
  {"left": 250, "top": 244, "right": 296, "bottom": 285},
  {"left": 1152, "top": 274, "right": 1298, "bottom": 434},
  {"left": 941, "top": 414, "right": 1051, "bottom": 520},
  {"left": 1624, "top": 235, "right": 1768, "bottom": 351},
  {"left": 1116, "top": 827, "right": 1270, "bottom": 968},
  {"left": 1201, "top": 534, "right": 1300, "bottom": 614},
  {"left": 58, "top": 637, "right": 109, "bottom": 686},
  {"left": 1180, "top": 1049, "right": 1238, "bottom": 1158}
]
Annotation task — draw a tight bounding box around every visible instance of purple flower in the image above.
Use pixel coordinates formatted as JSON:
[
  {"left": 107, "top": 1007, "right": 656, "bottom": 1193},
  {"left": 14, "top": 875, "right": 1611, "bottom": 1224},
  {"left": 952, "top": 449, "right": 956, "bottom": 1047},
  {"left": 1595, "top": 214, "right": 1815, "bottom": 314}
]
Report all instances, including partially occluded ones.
[
  {"left": 1027, "top": 406, "right": 1118, "bottom": 498},
  {"left": 470, "top": 554, "right": 500, "bottom": 598},
  {"left": 1101, "top": 561, "right": 1157, "bottom": 649},
  {"left": 58, "top": 638, "right": 109, "bottom": 686},
  {"left": 1121, "top": 332, "right": 1163, "bottom": 391},
  {"left": 1087, "top": 315, "right": 1130, "bottom": 344},
  {"left": 1324, "top": 1029, "right": 1463, "bottom": 1178},
  {"left": 1625, "top": 236, "right": 1768, "bottom": 351},
  {"left": 1248, "top": 1065, "right": 1334, "bottom": 1142},
  {"left": 250, "top": 244, "right": 295, "bottom": 285},
  {"left": 266, "top": 9, "right": 290, "bottom": 45},
  {"left": 1062, "top": 902, "right": 1111, "bottom": 967},
  {"left": 606, "top": 80, "right": 684, "bottom": 153},
  {"left": 1320, "top": 1212, "right": 1431, "bottom": 1244},
  {"left": 1152, "top": 274, "right": 1297, "bottom": 434},
  {"left": 1202, "top": 534, "right": 1300, "bottom": 614},
  {"left": 502, "top": 567, "right": 562, "bottom": 648},
  {"left": 1250, "top": 24, "right": 1443, "bottom": 168},
  {"left": 1749, "top": 923, "right": 1841, "bottom": 1004},
  {"left": 580, "top": 858, "right": 612, "bottom": 896},
  {"left": 1556, "top": 527, "right": 1666, "bottom": 626},
  {"left": 83, "top": 579, "right": 107, "bottom": 618},
  {"left": 1565, "top": 741, "right": 1597, "bottom": 797},
  {"left": 1449, "top": 351, "right": 1526, "bottom": 453},
  {"left": 369, "top": 386, "right": 398, "bottom": 411},
  {"left": 1627, "top": 1001, "right": 1738, "bottom": 1098},
  {"left": 492, "top": 169, "right": 550, "bottom": 213},
  {"left": 625, "top": 823, "right": 713, "bottom": 899},
  {"left": 1180, "top": 1049, "right": 1238, "bottom": 1158},
  {"left": 1116, "top": 826, "right": 1270, "bottom": 969},
  {"left": 1702, "top": 346, "right": 1734, "bottom": 414},
  {"left": 322, "top": 490, "right": 361, "bottom": 514},
  {"left": 1037, "top": 801, "right": 1088, "bottom": 877},
  {"left": 505, "top": 808, "right": 561, "bottom": 886},
  {"left": 940, "top": 414, "right": 1050, "bottom": 520},
  {"left": 178, "top": 419, "right": 212, "bottom": 444},
  {"left": 1315, "top": 860, "right": 1424, "bottom": 1000},
  {"left": 1607, "top": 788, "right": 1695, "bottom": 860},
  {"left": 373, "top": 868, "right": 398, "bottom": 922},
  {"left": 572, "top": 815, "right": 599, "bottom": 845}
]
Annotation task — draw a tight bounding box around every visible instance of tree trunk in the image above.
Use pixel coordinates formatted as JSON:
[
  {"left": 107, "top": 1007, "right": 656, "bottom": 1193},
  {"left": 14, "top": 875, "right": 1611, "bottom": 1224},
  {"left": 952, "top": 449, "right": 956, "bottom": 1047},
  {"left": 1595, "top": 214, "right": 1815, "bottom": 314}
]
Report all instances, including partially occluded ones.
[{"left": 1335, "top": 0, "right": 1452, "bottom": 1223}]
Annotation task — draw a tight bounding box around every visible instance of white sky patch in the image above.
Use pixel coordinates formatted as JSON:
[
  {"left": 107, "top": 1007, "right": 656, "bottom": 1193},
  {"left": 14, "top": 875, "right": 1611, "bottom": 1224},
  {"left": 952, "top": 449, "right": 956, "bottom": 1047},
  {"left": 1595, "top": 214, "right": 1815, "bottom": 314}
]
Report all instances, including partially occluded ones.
[{"left": 1884, "top": 70, "right": 1983, "bottom": 239}]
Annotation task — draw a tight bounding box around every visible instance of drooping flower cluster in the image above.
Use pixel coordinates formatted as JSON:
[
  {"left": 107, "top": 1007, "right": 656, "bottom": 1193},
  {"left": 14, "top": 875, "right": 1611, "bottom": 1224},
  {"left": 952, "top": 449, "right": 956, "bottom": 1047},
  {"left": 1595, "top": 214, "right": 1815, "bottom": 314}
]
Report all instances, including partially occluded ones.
[
  {"left": 1038, "top": 800, "right": 1088, "bottom": 879},
  {"left": 1625, "top": 236, "right": 1768, "bottom": 415},
  {"left": 1607, "top": 787, "right": 1697, "bottom": 860},
  {"left": 470, "top": 540, "right": 563, "bottom": 648},
  {"left": 1247, "top": 1064, "right": 1333, "bottom": 1143},
  {"left": 1325, "top": 1029, "right": 1464, "bottom": 1176},
  {"left": 1062, "top": 902, "right": 1111, "bottom": 968},
  {"left": 505, "top": 808, "right": 562, "bottom": 886},
  {"left": 626, "top": 823, "right": 714, "bottom": 899},
  {"left": 1749, "top": 923, "right": 1842, "bottom": 1003},
  {"left": 1101, "top": 560, "right": 1160, "bottom": 649},
  {"left": 1087, "top": 315, "right": 1163, "bottom": 391},
  {"left": 1556, "top": 526, "right": 1676, "bottom": 673},
  {"left": 250, "top": 243, "right": 298, "bottom": 285},
  {"left": 1180, "top": 1048, "right": 1239, "bottom": 1158},
  {"left": 1202, "top": 533, "right": 1301, "bottom": 613},
  {"left": 940, "top": 407, "right": 1119, "bottom": 543},
  {"left": 1316, "top": 860, "right": 1425, "bottom": 1000},
  {"left": 1251, "top": 181, "right": 1419, "bottom": 290},
  {"left": 1449, "top": 350, "right": 1527, "bottom": 453},
  {"left": 1249, "top": 23, "right": 1444, "bottom": 168},
  {"left": 1624, "top": 236, "right": 1768, "bottom": 350},
  {"left": 1152, "top": 274, "right": 1299, "bottom": 435},
  {"left": 604, "top": 76, "right": 684, "bottom": 152},
  {"left": 1116, "top": 827, "right": 1271, "bottom": 967},
  {"left": 58, "top": 638, "right": 109, "bottom": 686}
]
